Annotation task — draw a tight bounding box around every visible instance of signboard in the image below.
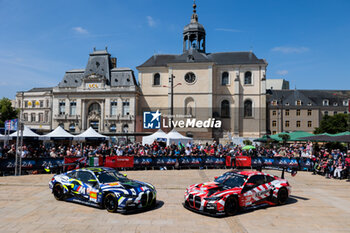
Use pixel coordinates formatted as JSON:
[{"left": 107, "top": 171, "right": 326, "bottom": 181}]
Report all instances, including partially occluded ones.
[
  {"left": 85, "top": 83, "right": 101, "bottom": 89},
  {"left": 105, "top": 156, "right": 134, "bottom": 168},
  {"left": 5, "top": 119, "right": 18, "bottom": 131}
]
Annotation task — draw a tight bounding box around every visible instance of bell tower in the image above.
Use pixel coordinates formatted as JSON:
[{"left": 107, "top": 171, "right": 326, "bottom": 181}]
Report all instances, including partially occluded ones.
[{"left": 183, "top": 1, "right": 206, "bottom": 53}]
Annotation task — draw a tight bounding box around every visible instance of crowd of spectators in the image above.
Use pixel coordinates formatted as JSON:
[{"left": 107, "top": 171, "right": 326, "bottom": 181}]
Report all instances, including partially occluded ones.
[{"left": 0, "top": 140, "right": 349, "bottom": 179}]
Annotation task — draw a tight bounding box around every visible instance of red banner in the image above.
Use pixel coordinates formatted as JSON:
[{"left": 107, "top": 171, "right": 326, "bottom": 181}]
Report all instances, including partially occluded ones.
[
  {"left": 64, "top": 157, "right": 87, "bottom": 170},
  {"left": 226, "top": 156, "right": 232, "bottom": 167},
  {"left": 105, "top": 156, "right": 134, "bottom": 168},
  {"left": 236, "top": 156, "right": 251, "bottom": 167}
]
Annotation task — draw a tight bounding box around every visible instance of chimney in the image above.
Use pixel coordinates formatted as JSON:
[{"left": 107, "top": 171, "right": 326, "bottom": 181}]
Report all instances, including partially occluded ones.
[{"left": 111, "top": 57, "right": 117, "bottom": 68}]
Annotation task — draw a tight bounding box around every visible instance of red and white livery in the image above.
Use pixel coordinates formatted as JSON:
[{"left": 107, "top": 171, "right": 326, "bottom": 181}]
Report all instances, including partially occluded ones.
[{"left": 184, "top": 170, "right": 291, "bottom": 216}]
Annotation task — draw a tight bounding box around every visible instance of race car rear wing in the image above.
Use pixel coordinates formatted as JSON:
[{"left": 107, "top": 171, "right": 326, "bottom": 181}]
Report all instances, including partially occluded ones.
[{"left": 256, "top": 166, "right": 297, "bottom": 179}]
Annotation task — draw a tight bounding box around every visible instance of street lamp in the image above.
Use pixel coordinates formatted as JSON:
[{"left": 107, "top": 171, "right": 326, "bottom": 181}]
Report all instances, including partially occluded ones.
[{"left": 163, "top": 75, "right": 182, "bottom": 129}]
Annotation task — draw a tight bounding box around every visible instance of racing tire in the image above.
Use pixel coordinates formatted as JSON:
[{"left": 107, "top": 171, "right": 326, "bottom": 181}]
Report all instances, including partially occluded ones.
[
  {"left": 224, "top": 196, "right": 239, "bottom": 216},
  {"left": 150, "top": 197, "right": 157, "bottom": 209},
  {"left": 277, "top": 188, "right": 288, "bottom": 205},
  {"left": 53, "top": 183, "right": 65, "bottom": 201},
  {"left": 104, "top": 193, "right": 118, "bottom": 213}
]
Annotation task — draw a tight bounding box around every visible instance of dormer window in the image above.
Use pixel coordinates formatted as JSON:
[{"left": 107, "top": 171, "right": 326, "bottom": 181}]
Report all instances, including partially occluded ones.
[
  {"left": 323, "top": 99, "right": 329, "bottom": 106},
  {"left": 343, "top": 100, "right": 349, "bottom": 106},
  {"left": 271, "top": 100, "right": 278, "bottom": 106},
  {"left": 307, "top": 102, "right": 312, "bottom": 106},
  {"left": 285, "top": 103, "right": 290, "bottom": 106},
  {"left": 296, "top": 100, "right": 302, "bottom": 106},
  {"left": 333, "top": 102, "right": 338, "bottom": 106}
]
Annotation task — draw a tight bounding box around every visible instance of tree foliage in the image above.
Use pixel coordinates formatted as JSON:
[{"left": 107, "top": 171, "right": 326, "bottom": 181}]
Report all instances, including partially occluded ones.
[
  {"left": 0, "top": 98, "right": 18, "bottom": 127},
  {"left": 314, "top": 113, "right": 349, "bottom": 134}
]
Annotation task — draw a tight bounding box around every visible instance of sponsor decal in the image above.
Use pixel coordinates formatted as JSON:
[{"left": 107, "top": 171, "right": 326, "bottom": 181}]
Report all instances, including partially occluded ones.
[{"left": 143, "top": 110, "right": 161, "bottom": 129}]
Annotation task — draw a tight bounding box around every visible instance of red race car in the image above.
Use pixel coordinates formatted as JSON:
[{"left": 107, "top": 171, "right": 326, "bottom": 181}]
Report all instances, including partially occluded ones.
[{"left": 184, "top": 169, "right": 294, "bottom": 216}]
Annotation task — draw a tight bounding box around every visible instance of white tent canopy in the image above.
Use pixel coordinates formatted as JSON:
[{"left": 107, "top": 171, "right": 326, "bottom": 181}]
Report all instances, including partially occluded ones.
[
  {"left": 74, "top": 127, "right": 108, "bottom": 141},
  {"left": 142, "top": 129, "right": 167, "bottom": 145},
  {"left": 9, "top": 126, "right": 40, "bottom": 139},
  {"left": 165, "top": 129, "right": 192, "bottom": 146},
  {"left": 41, "top": 126, "right": 74, "bottom": 140},
  {"left": 0, "top": 132, "right": 5, "bottom": 140}
]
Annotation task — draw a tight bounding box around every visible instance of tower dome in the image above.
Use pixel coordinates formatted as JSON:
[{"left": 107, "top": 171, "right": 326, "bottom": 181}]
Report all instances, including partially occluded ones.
[{"left": 183, "top": 1, "right": 206, "bottom": 53}]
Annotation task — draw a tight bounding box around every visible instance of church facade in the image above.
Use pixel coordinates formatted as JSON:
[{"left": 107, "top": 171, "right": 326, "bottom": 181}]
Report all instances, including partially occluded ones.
[{"left": 137, "top": 3, "right": 268, "bottom": 140}]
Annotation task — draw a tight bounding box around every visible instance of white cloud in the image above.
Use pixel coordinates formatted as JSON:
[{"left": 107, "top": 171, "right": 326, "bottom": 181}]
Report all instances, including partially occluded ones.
[
  {"left": 147, "top": 16, "right": 156, "bottom": 27},
  {"left": 271, "top": 46, "right": 309, "bottom": 54},
  {"left": 215, "top": 28, "right": 241, "bottom": 33},
  {"left": 72, "top": 26, "right": 89, "bottom": 34},
  {"left": 276, "top": 70, "right": 289, "bottom": 76}
]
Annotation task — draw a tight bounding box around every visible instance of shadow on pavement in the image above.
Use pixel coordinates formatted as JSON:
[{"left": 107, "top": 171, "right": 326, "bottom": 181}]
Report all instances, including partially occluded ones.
[{"left": 123, "top": 200, "right": 164, "bottom": 215}]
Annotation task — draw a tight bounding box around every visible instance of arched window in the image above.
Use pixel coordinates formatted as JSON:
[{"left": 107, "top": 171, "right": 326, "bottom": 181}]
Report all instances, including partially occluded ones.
[
  {"left": 244, "top": 100, "right": 253, "bottom": 117},
  {"left": 185, "top": 97, "right": 195, "bottom": 116},
  {"left": 153, "top": 73, "right": 160, "bottom": 86},
  {"left": 88, "top": 103, "right": 101, "bottom": 115},
  {"left": 244, "top": 71, "right": 252, "bottom": 85},
  {"left": 110, "top": 124, "right": 116, "bottom": 132},
  {"left": 69, "top": 123, "right": 75, "bottom": 133},
  {"left": 123, "top": 124, "right": 129, "bottom": 133},
  {"left": 221, "top": 72, "right": 229, "bottom": 85},
  {"left": 221, "top": 100, "right": 230, "bottom": 118}
]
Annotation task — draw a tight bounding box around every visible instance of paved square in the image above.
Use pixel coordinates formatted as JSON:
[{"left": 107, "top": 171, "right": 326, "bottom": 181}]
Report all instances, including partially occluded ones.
[{"left": 1, "top": 169, "right": 350, "bottom": 233}]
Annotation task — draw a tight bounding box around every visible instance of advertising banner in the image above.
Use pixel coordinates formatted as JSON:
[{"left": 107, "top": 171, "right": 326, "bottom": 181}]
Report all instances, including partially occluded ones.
[
  {"left": 235, "top": 156, "right": 252, "bottom": 167},
  {"left": 105, "top": 156, "right": 134, "bottom": 168}
]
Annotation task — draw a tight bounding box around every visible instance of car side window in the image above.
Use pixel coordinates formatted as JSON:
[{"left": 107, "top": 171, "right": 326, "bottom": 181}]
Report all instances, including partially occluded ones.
[
  {"left": 247, "top": 175, "right": 265, "bottom": 186},
  {"left": 265, "top": 175, "right": 275, "bottom": 183},
  {"left": 77, "top": 171, "right": 96, "bottom": 184},
  {"left": 67, "top": 171, "right": 77, "bottom": 179}
]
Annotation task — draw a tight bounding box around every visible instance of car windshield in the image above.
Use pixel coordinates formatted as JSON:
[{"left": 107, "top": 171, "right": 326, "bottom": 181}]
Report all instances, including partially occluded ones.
[
  {"left": 94, "top": 171, "right": 129, "bottom": 184},
  {"left": 214, "top": 172, "right": 247, "bottom": 188}
]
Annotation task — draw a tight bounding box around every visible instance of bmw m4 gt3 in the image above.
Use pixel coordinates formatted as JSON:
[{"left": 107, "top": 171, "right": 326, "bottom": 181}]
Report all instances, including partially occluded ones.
[
  {"left": 49, "top": 167, "right": 157, "bottom": 213},
  {"left": 184, "top": 170, "right": 291, "bottom": 216}
]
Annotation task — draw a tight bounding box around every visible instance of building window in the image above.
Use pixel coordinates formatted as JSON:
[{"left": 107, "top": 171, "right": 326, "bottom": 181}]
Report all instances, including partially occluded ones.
[
  {"left": 31, "top": 113, "right": 36, "bottom": 122},
  {"left": 221, "top": 72, "right": 229, "bottom": 85},
  {"left": 59, "top": 101, "right": 66, "bottom": 115},
  {"left": 45, "top": 111, "right": 49, "bottom": 122},
  {"left": 221, "top": 100, "right": 230, "bottom": 118},
  {"left": 69, "top": 123, "right": 75, "bottom": 133},
  {"left": 296, "top": 100, "right": 302, "bottom": 106},
  {"left": 110, "top": 100, "right": 118, "bottom": 116},
  {"left": 333, "top": 102, "right": 338, "bottom": 106},
  {"left": 123, "top": 124, "right": 129, "bottom": 133},
  {"left": 244, "top": 71, "right": 252, "bottom": 85},
  {"left": 296, "top": 109, "right": 301, "bottom": 116},
  {"left": 23, "top": 113, "right": 28, "bottom": 121},
  {"left": 272, "top": 110, "right": 277, "bottom": 116},
  {"left": 285, "top": 102, "right": 290, "bottom": 106},
  {"left": 25, "top": 101, "right": 28, "bottom": 108},
  {"left": 285, "top": 109, "right": 290, "bottom": 116},
  {"left": 39, "top": 113, "right": 43, "bottom": 122},
  {"left": 324, "top": 111, "right": 328, "bottom": 116},
  {"left": 46, "top": 99, "right": 49, "bottom": 108},
  {"left": 272, "top": 131, "right": 277, "bottom": 135},
  {"left": 323, "top": 99, "right": 329, "bottom": 106},
  {"left": 185, "top": 97, "right": 195, "bottom": 116},
  {"left": 122, "top": 101, "right": 130, "bottom": 116},
  {"left": 308, "top": 121, "right": 312, "bottom": 128},
  {"left": 334, "top": 111, "right": 337, "bottom": 115},
  {"left": 70, "top": 101, "right": 76, "bottom": 116},
  {"left": 153, "top": 73, "right": 160, "bottom": 86},
  {"left": 296, "top": 121, "right": 301, "bottom": 128},
  {"left": 184, "top": 72, "right": 196, "bottom": 84},
  {"left": 307, "top": 109, "right": 312, "bottom": 116},
  {"left": 271, "top": 100, "right": 278, "bottom": 106},
  {"left": 18, "top": 100, "right": 21, "bottom": 108},
  {"left": 244, "top": 100, "right": 253, "bottom": 117},
  {"left": 110, "top": 124, "right": 117, "bottom": 132},
  {"left": 272, "top": 120, "right": 277, "bottom": 127},
  {"left": 40, "top": 100, "right": 44, "bottom": 108},
  {"left": 307, "top": 102, "right": 312, "bottom": 106},
  {"left": 343, "top": 100, "right": 349, "bottom": 106},
  {"left": 88, "top": 103, "right": 101, "bottom": 115},
  {"left": 32, "top": 100, "right": 36, "bottom": 108},
  {"left": 285, "top": 121, "right": 290, "bottom": 128}
]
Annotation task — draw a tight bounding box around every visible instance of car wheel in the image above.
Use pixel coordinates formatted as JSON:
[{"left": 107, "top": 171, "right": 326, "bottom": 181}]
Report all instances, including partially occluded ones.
[
  {"left": 53, "top": 183, "right": 65, "bottom": 201},
  {"left": 104, "top": 193, "right": 118, "bottom": 213},
  {"left": 150, "top": 197, "right": 157, "bottom": 209},
  {"left": 277, "top": 188, "right": 288, "bottom": 205},
  {"left": 225, "top": 196, "right": 238, "bottom": 216}
]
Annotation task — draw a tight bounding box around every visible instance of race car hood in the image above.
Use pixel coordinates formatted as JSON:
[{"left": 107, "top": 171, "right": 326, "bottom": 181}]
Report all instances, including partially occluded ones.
[
  {"left": 189, "top": 182, "right": 242, "bottom": 197},
  {"left": 101, "top": 179, "right": 155, "bottom": 192}
]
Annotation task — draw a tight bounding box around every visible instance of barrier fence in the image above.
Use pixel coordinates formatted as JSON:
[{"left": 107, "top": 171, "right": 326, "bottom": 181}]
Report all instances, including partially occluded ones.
[{"left": 0, "top": 156, "right": 312, "bottom": 173}]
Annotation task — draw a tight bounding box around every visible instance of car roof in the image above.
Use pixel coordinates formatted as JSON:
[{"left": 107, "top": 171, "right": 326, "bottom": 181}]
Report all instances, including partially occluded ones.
[
  {"left": 231, "top": 170, "right": 268, "bottom": 177},
  {"left": 75, "top": 167, "right": 117, "bottom": 173}
]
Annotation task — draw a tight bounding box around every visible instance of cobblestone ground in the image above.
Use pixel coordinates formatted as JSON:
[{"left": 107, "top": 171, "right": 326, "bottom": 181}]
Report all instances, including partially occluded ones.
[{"left": 1, "top": 169, "right": 350, "bottom": 233}]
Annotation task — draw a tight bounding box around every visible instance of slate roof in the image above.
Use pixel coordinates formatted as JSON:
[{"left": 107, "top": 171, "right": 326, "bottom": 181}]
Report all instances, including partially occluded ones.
[
  {"left": 27, "top": 87, "right": 53, "bottom": 92},
  {"left": 268, "top": 89, "right": 350, "bottom": 107},
  {"left": 58, "top": 49, "right": 138, "bottom": 88},
  {"left": 137, "top": 50, "right": 267, "bottom": 68}
]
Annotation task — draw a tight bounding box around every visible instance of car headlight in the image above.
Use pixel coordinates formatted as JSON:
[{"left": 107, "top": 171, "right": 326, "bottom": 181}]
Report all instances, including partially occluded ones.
[{"left": 204, "top": 196, "right": 222, "bottom": 201}]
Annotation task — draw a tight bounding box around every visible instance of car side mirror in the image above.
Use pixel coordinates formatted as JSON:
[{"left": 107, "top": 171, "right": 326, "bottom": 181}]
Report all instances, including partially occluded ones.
[{"left": 88, "top": 179, "right": 99, "bottom": 188}]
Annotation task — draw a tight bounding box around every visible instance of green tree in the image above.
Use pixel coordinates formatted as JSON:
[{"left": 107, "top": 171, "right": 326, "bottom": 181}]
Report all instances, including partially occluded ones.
[
  {"left": 278, "top": 134, "right": 290, "bottom": 146},
  {"left": 314, "top": 113, "right": 349, "bottom": 134},
  {"left": 0, "top": 98, "right": 18, "bottom": 127}
]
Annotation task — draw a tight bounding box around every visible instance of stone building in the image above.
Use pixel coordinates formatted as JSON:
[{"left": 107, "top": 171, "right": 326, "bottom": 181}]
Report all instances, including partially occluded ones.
[
  {"left": 16, "top": 48, "right": 140, "bottom": 141},
  {"left": 137, "top": 3, "right": 268, "bottom": 140},
  {"left": 267, "top": 89, "right": 350, "bottom": 134}
]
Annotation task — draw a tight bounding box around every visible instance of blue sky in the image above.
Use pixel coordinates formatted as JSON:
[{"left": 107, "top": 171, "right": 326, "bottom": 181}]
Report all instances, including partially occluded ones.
[{"left": 0, "top": 0, "right": 349, "bottom": 98}]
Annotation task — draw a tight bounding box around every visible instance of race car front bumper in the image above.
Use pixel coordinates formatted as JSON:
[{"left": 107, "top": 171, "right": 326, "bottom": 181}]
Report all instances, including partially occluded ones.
[{"left": 183, "top": 194, "right": 225, "bottom": 216}]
